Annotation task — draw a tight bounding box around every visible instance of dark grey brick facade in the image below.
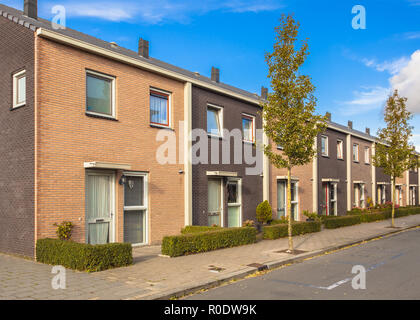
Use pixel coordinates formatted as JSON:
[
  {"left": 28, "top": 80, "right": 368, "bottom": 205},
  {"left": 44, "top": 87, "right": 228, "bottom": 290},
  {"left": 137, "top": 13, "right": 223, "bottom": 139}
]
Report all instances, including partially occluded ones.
[{"left": 0, "top": 15, "right": 35, "bottom": 257}]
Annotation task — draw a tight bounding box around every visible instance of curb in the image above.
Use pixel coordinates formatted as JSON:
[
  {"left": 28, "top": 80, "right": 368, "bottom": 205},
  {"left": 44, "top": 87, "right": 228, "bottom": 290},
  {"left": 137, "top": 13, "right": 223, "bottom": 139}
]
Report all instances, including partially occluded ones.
[{"left": 144, "top": 223, "right": 420, "bottom": 300}]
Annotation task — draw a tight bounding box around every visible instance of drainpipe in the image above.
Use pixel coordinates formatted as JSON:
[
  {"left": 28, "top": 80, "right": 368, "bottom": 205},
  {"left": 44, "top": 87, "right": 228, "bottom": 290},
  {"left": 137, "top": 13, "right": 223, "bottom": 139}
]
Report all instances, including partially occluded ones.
[
  {"left": 372, "top": 143, "right": 376, "bottom": 206},
  {"left": 312, "top": 136, "right": 318, "bottom": 214},
  {"left": 346, "top": 134, "right": 352, "bottom": 211}
]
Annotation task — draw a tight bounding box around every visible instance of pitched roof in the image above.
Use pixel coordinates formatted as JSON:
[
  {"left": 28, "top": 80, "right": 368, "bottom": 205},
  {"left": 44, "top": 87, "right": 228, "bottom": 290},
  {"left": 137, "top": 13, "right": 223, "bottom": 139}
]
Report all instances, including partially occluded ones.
[{"left": 0, "top": 3, "right": 261, "bottom": 102}]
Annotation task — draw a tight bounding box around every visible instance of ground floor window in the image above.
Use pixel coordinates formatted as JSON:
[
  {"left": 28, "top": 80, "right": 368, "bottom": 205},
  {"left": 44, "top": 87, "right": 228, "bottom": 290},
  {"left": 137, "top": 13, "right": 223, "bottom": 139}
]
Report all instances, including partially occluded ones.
[
  {"left": 123, "top": 173, "right": 148, "bottom": 245},
  {"left": 227, "top": 179, "right": 242, "bottom": 227},
  {"left": 277, "top": 180, "right": 299, "bottom": 221},
  {"left": 208, "top": 179, "right": 222, "bottom": 226},
  {"left": 395, "top": 185, "right": 403, "bottom": 206},
  {"left": 377, "top": 185, "right": 386, "bottom": 205},
  {"left": 353, "top": 183, "right": 365, "bottom": 208},
  {"left": 409, "top": 186, "right": 417, "bottom": 206},
  {"left": 86, "top": 171, "right": 115, "bottom": 245},
  {"left": 322, "top": 182, "right": 337, "bottom": 216}
]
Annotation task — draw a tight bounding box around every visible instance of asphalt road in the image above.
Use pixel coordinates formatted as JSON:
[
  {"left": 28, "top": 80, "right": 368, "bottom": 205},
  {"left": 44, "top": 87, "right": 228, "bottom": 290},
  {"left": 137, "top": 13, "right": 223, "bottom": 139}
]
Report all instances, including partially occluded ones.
[{"left": 187, "top": 228, "right": 420, "bottom": 300}]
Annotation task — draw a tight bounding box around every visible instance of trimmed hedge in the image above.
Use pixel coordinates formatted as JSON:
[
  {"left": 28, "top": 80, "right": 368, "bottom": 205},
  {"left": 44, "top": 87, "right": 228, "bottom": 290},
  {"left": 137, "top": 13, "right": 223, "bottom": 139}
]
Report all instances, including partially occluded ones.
[
  {"left": 263, "top": 221, "right": 321, "bottom": 240},
  {"left": 269, "top": 219, "right": 288, "bottom": 225},
  {"left": 36, "top": 239, "right": 133, "bottom": 272},
  {"left": 161, "top": 227, "right": 257, "bottom": 257},
  {"left": 181, "top": 225, "right": 221, "bottom": 234},
  {"left": 323, "top": 215, "right": 361, "bottom": 229}
]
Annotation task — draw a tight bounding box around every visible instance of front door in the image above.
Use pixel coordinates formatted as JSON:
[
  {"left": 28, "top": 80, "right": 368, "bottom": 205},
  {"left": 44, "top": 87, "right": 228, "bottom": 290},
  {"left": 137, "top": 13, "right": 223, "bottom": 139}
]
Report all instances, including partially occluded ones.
[
  {"left": 227, "top": 179, "right": 241, "bottom": 227},
  {"left": 86, "top": 171, "right": 115, "bottom": 245}
]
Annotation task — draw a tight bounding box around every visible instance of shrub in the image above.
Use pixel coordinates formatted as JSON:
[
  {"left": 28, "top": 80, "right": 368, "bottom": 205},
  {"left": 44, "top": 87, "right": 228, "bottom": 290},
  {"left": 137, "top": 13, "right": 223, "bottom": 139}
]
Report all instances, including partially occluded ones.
[
  {"left": 270, "top": 218, "right": 288, "bottom": 225},
  {"left": 36, "top": 239, "right": 132, "bottom": 272},
  {"left": 161, "top": 227, "right": 257, "bottom": 257},
  {"left": 243, "top": 220, "right": 255, "bottom": 227},
  {"left": 359, "top": 212, "right": 388, "bottom": 223},
  {"left": 53, "top": 221, "right": 74, "bottom": 241},
  {"left": 256, "top": 200, "right": 273, "bottom": 224},
  {"left": 181, "top": 225, "right": 221, "bottom": 234},
  {"left": 263, "top": 221, "right": 321, "bottom": 240},
  {"left": 324, "top": 215, "right": 361, "bottom": 229}
]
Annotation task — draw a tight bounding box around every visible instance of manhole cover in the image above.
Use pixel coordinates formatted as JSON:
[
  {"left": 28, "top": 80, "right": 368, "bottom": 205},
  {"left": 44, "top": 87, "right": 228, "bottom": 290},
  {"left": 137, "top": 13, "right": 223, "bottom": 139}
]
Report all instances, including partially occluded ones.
[
  {"left": 275, "top": 249, "right": 307, "bottom": 255},
  {"left": 247, "top": 263, "right": 268, "bottom": 271}
]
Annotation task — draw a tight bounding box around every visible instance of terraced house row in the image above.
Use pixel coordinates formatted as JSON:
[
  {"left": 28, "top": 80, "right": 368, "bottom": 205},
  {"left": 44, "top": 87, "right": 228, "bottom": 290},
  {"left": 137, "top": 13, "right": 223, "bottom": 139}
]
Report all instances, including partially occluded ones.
[{"left": 0, "top": 1, "right": 419, "bottom": 258}]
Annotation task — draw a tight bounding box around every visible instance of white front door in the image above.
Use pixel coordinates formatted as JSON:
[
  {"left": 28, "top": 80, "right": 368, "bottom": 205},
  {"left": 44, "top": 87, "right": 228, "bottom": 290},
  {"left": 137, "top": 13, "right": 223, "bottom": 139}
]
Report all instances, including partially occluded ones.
[{"left": 86, "top": 171, "right": 115, "bottom": 245}]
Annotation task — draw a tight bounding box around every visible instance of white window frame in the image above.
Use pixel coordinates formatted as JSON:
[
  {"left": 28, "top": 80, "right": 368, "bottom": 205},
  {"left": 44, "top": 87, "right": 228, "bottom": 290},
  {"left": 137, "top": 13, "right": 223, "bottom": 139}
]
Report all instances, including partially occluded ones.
[
  {"left": 321, "top": 135, "right": 329, "bottom": 157},
  {"left": 12, "top": 69, "right": 26, "bottom": 108},
  {"left": 365, "top": 147, "right": 370, "bottom": 164},
  {"left": 409, "top": 186, "right": 416, "bottom": 206},
  {"left": 207, "top": 104, "right": 224, "bottom": 138},
  {"left": 395, "top": 185, "right": 403, "bottom": 206},
  {"left": 227, "top": 178, "right": 242, "bottom": 227},
  {"left": 337, "top": 139, "right": 344, "bottom": 160},
  {"left": 123, "top": 171, "right": 149, "bottom": 246},
  {"left": 277, "top": 179, "right": 299, "bottom": 221},
  {"left": 377, "top": 185, "right": 386, "bottom": 205},
  {"left": 86, "top": 69, "right": 116, "bottom": 119},
  {"left": 149, "top": 87, "right": 172, "bottom": 128},
  {"left": 353, "top": 143, "right": 359, "bottom": 162},
  {"left": 354, "top": 183, "right": 365, "bottom": 208},
  {"left": 242, "top": 113, "right": 255, "bottom": 143}
]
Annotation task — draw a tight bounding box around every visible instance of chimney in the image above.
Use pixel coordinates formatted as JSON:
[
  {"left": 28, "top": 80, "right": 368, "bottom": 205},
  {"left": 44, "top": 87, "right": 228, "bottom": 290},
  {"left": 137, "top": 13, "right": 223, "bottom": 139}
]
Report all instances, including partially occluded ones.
[
  {"left": 138, "top": 38, "right": 149, "bottom": 59},
  {"left": 24, "top": 0, "right": 37, "bottom": 19},
  {"left": 366, "top": 128, "right": 370, "bottom": 135},
  {"left": 326, "top": 112, "right": 331, "bottom": 122},
  {"left": 261, "top": 86, "right": 268, "bottom": 100},
  {"left": 348, "top": 121, "right": 353, "bottom": 129},
  {"left": 211, "top": 67, "right": 220, "bottom": 83}
]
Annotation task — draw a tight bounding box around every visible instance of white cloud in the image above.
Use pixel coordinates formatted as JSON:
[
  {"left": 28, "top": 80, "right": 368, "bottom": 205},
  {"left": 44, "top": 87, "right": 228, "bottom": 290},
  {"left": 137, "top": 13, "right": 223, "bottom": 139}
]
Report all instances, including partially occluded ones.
[
  {"left": 340, "top": 86, "right": 390, "bottom": 116},
  {"left": 43, "top": 0, "right": 283, "bottom": 23},
  {"left": 390, "top": 50, "right": 420, "bottom": 114},
  {"left": 362, "top": 56, "right": 409, "bottom": 75},
  {"left": 403, "top": 31, "right": 420, "bottom": 40}
]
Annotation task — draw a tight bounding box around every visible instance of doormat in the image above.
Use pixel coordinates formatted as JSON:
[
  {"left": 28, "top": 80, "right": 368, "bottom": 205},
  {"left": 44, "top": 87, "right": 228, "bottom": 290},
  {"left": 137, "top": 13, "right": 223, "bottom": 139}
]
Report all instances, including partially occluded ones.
[
  {"left": 246, "top": 263, "right": 268, "bottom": 271},
  {"left": 275, "top": 249, "right": 307, "bottom": 255},
  {"left": 208, "top": 265, "right": 225, "bottom": 273}
]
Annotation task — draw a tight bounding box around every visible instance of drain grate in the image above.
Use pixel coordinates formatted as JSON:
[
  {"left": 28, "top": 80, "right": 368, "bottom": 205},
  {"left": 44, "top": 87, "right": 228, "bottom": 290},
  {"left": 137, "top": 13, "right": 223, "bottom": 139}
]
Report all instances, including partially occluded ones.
[
  {"left": 275, "top": 249, "right": 307, "bottom": 255},
  {"left": 247, "top": 263, "right": 268, "bottom": 271}
]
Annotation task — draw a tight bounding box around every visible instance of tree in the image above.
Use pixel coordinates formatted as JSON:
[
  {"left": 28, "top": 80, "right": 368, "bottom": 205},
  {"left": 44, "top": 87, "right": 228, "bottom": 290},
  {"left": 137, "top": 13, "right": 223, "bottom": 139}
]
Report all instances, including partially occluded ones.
[
  {"left": 262, "top": 15, "right": 327, "bottom": 253},
  {"left": 373, "top": 90, "right": 418, "bottom": 227}
]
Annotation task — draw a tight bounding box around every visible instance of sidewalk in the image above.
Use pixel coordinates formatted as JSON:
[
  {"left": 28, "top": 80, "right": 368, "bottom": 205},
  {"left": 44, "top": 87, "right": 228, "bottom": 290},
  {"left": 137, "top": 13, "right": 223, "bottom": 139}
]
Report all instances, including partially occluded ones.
[{"left": 1, "top": 215, "right": 420, "bottom": 300}]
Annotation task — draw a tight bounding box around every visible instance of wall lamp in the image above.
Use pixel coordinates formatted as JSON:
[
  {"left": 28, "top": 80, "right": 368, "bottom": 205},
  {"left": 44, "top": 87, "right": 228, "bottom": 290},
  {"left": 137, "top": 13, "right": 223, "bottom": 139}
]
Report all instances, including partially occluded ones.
[{"left": 119, "top": 175, "right": 127, "bottom": 185}]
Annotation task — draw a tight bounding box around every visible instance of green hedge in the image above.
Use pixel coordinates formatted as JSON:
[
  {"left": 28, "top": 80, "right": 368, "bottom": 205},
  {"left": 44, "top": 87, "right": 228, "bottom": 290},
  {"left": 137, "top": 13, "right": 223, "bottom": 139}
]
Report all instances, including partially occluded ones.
[
  {"left": 181, "top": 225, "right": 221, "bottom": 234},
  {"left": 161, "top": 227, "right": 257, "bottom": 257},
  {"left": 269, "top": 219, "right": 288, "bottom": 225},
  {"left": 36, "top": 239, "right": 133, "bottom": 272},
  {"left": 324, "top": 215, "right": 362, "bottom": 229},
  {"left": 263, "top": 221, "right": 321, "bottom": 240}
]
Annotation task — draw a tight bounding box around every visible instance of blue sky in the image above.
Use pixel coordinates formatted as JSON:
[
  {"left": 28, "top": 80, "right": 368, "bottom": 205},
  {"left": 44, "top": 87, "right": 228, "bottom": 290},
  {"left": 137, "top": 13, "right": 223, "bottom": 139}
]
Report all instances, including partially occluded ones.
[{"left": 3, "top": 0, "right": 420, "bottom": 147}]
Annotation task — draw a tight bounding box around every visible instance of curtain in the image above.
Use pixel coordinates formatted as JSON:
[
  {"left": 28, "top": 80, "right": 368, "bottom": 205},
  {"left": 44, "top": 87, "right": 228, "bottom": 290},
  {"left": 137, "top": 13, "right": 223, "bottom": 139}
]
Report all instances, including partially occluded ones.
[
  {"left": 228, "top": 207, "right": 240, "bottom": 228},
  {"left": 17, "top": 76, "right": 26, "bottom": 104},
  {"left": 208, "top": 180, "right": 221, "bottom": 212},
  {"left": 277, "top": 181, "right": 286, "bottom": 218},
  {"left": 89, "top": 222, "right": 109, "bottom": 245},
  {"left": 87, "top": 175, "right": 110, "bottom": 219},
  {"left": 150, "top": 94, "right": 168, "bottom": 125}
]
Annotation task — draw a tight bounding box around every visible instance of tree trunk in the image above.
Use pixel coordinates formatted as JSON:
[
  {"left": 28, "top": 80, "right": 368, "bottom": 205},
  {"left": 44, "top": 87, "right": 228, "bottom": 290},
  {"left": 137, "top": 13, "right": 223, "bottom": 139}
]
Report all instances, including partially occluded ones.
[
  {"left": 287, "top": 167, "right": 294, "bottom": 253},
  {"left": 391, "top": 176, "right": 395, "bottom": 228}
]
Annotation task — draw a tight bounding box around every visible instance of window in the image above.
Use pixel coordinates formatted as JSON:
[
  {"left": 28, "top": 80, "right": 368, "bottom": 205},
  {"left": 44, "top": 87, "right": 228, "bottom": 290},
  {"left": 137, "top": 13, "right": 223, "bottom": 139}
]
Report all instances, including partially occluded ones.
[
  {"left": 86, "top": 70, "right": 115, "bottom": 117},
  {"left": 227, "top": 180, "right": 242, "bottom": 227},
  {"left": 365, "top": 147, "right": 370, "bottom": 164},
  {"left": 409, "top": 186, "right": 417, "bottom": 206},
  {"left": 337, "top": 140, "right": 344, "bottom": 160},
  {"left": 242, "top": 114, "right": 255, "bottom": 143},
  {"left": 207, "top": 105, "right": 223, "bottom": 136},
  {"left": 353, "top": 183, "right": 365, "bottom": 208},
  {"left": 123, "top": 173, "right": 148, "bottom": 245},
  {"left": 395, "top": 186, "right": 403, "bottom": 206},
  {"left": 13, "top": 70, "right": 26, "bottom": 108},
  {"left": 353, "top": 144, "right": 359, "bottom": 162},
  {"left": 321, "top": 136, "right": 328, "bottom": 157},
  {"left": 277, "top": 180, "right": 299, "bottom": 221},
  {"left": 377, "top": 185, "right": 386, "bottom": 205},
  {"left": 150, "top": 89, "right": 170, "bottom": 127},
  {"left": 322, "top": 182, "right": 337, "bottom": 216},
  {"left": 208, "top": 179, "right": 222, "bottom": 226}
]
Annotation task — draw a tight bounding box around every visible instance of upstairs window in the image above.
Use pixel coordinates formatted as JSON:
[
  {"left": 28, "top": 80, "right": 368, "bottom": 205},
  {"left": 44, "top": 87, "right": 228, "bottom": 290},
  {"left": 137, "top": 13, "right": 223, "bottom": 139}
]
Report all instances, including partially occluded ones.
[
  {"left": 13, "top": 70, "right": 26, "bottom": 108},
  {"left": 353, "top": 143, "right": 359, "bottom": 162},
  {"left": 321, "top": 136, "right": 328, "bottom": 156},
  {"left": 150, "top": 89, "right": 170, "bottom": 127},
  {"left": 365, "top": 147, "right": 370, "bottom": 164},
  {"left": 337, "top": 140, "right": 344, "bottom": 160},
  {"left": 86, "top": 70, "right": 115, "bottom": 117},
  {"left": 207, "top": 105, "right": 223, "bottom": 137},
  {"left": 242, "top": 114, "right": 255, "bottom": 143}
]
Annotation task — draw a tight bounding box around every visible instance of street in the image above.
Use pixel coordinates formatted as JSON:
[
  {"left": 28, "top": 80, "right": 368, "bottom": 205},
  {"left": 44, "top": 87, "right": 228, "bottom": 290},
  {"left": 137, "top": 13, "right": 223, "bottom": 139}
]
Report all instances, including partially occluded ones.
[{"left": 187, "top": 228, "right": 420, "bottom": 300}]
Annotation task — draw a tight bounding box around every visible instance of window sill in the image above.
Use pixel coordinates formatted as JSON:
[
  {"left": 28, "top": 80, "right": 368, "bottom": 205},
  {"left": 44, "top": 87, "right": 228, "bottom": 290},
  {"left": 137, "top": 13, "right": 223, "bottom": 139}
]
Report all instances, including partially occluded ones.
[
  {"left": 150, "top": 123, "right": 174, "bottom": 131},
  {"left": 243, "top": 140, "right": 256, "bottom": 145},
  {"left": 321, "top": 154, "right": 329, "bottom": 158},
  {"left": 337, "top": 158, "right": 344, "bottom": 161},
  {"left": 85, "top": 112, "right": 118, "bottom": 121},
  {"left": 208, "top": 134, "right": 223, "bottom": 140},
  {"left": 10, "top": 104, "right": 26, "bottom": 111}
]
